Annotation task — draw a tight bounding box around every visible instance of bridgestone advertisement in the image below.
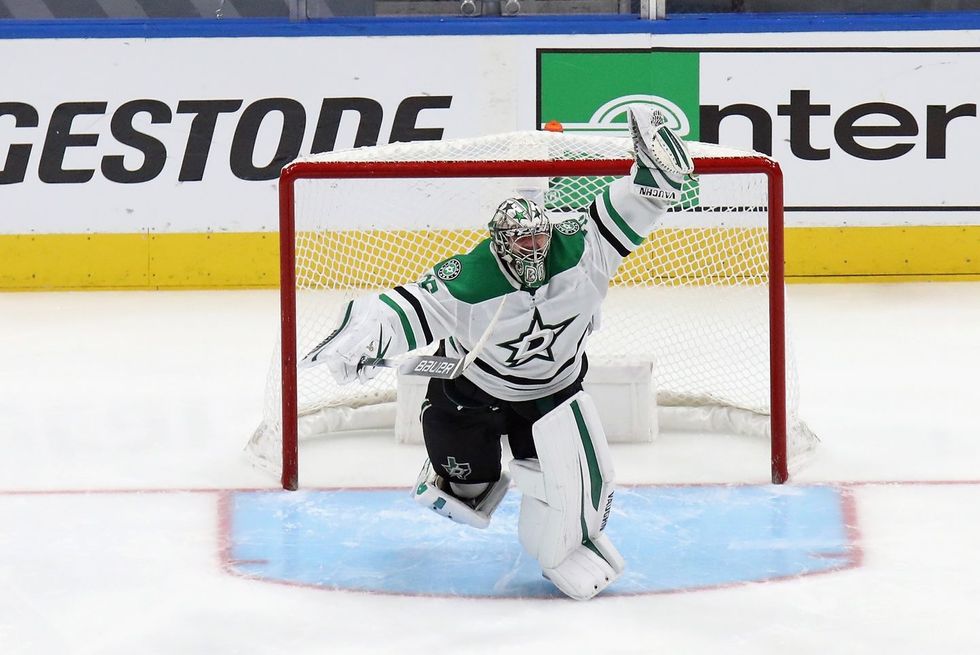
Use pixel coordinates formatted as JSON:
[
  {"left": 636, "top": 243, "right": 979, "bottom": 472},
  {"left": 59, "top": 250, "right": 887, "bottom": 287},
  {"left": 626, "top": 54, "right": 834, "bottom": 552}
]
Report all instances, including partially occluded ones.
[{"left": 0, "top": 36, "right": 540, "bottom": 234}]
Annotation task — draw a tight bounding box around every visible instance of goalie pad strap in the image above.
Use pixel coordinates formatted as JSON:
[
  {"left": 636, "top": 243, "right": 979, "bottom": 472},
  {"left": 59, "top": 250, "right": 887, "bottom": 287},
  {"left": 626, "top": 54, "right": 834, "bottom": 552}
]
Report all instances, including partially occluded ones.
[{"left": 509, "top": 458, "right": 546, "bottom": 502}]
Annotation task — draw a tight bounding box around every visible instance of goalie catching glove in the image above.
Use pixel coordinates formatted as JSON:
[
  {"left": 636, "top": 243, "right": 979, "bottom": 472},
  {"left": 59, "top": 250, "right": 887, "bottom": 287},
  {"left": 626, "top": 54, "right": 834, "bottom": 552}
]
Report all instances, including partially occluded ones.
[{"left": 627, "top": 104, "right": 694, "bottom": 204}]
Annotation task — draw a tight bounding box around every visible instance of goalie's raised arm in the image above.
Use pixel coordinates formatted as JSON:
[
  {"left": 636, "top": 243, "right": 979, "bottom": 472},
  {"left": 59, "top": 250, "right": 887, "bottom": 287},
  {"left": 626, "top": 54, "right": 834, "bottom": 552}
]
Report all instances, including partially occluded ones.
[{"left": 582, "top": 105, "right": 696, "bottom": 279}]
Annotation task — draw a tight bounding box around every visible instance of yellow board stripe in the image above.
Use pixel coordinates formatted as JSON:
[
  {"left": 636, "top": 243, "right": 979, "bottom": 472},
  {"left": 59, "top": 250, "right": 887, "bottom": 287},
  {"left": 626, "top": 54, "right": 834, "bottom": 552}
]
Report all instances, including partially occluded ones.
[
  {"left": 785, "top": 226, "right": 980, "bottom": 278},
  {"left": 0, "top": 232, "right": 279, "bottom": 290},
  {"left": 0, "top": 225, "right": 977, "bottom": 290},
  {"left": 0, "top": 233, "right": 151, "bottom": 289}
]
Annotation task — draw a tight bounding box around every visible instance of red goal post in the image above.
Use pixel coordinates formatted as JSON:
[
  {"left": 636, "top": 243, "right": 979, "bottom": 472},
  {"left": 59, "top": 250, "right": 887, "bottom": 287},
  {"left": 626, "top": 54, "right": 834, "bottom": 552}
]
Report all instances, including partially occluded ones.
[{"left": 260, "top": 132, "right": 810, "bottom": 490}]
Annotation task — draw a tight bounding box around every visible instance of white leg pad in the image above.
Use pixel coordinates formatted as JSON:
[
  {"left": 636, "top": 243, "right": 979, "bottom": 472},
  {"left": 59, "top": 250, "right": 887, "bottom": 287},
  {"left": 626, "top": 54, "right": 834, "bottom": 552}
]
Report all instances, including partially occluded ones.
[
  {"left": 543, "top": 534, "right": 625, "bottom": 601},
  {"left": 412, "top": 459, "right": 510, "bottom": 529},
  {"left": 509, "top": 391, "right": 624, "bottom": 598},
  {"left": 516, "top": 492, "right": 624, "bottom": 600}
]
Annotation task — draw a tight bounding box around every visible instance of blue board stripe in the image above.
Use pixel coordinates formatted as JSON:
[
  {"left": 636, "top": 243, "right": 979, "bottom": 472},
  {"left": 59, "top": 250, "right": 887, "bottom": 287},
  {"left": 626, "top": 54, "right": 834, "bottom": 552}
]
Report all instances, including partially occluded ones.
[{"left": 2, "top": 12, "right": 980, "bottom": 40}]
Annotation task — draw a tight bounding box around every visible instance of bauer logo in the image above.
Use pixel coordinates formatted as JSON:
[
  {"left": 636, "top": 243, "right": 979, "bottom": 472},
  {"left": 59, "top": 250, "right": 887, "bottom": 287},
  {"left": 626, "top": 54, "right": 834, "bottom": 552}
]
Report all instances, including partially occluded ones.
[{"left": 537, "top": 51, "right": 700, "bottom": 140}]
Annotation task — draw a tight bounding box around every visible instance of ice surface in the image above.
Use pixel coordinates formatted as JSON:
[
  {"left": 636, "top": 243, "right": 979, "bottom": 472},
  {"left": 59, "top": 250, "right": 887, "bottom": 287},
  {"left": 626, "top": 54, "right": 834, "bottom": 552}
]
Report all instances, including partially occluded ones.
[{"left": 1, "top": 283, "right": 978, "bottom": 654}]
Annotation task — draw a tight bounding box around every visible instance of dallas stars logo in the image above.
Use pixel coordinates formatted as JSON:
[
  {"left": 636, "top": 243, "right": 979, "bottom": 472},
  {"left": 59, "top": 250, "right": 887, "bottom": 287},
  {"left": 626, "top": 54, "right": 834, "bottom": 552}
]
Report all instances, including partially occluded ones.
[
  {"left": 442, "top": 456, "right": 472, "bottom": 480},
  {"left": 497, "top": 307, "right": 576, "bottom": 367}
]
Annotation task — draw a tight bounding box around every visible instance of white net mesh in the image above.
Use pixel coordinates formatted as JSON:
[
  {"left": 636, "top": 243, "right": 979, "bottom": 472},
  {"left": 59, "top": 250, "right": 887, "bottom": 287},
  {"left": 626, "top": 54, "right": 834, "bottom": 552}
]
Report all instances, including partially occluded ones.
[{"left": 248, "top": 131, "right": 816, "bottom": 481}]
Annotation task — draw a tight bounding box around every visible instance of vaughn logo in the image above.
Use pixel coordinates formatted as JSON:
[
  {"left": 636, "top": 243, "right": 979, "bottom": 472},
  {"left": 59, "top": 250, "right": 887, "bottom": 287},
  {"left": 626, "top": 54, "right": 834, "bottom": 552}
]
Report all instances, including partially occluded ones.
[
  {"left": 0, "top": 95, "right": 452, "bottom": 185},
  {"left": 636, "top": 186, "right": 679, "bottom": 202}
]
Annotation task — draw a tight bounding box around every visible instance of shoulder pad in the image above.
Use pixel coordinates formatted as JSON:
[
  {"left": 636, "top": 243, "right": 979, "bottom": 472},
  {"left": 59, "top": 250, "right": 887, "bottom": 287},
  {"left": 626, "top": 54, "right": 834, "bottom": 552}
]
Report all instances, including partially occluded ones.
[
  {"left": 554, "top": 215, "right": 586, "bottom": 236},
  {"left": 435, "top": 257, "right": 463, "bottom": 281},
  {"left": 433, "top": 240, "right": 513, "bottom": 304}
]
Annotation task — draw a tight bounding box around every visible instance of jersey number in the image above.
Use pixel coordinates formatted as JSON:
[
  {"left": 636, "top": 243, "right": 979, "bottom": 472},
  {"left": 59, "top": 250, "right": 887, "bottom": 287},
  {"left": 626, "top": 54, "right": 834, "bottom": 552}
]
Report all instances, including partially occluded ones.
[{"left": 419, "top": 273, "right": 439, "bottom": 294}]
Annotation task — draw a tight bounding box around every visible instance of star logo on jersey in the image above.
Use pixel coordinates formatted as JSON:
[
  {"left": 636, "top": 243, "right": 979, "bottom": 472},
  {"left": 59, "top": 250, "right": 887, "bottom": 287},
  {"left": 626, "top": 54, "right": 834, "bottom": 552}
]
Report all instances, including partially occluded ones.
[
  {"left": 555, "top": 217, "right": 583, "bottom": 236},
  {"left": 497, "top": 307, "right": 576, "bottom": 367},
  {"left": 442, "top": 456, "right": 472, "bottom": 480},
  {"left": 437, "top": 259, "right": 462, "bottom": 281}
]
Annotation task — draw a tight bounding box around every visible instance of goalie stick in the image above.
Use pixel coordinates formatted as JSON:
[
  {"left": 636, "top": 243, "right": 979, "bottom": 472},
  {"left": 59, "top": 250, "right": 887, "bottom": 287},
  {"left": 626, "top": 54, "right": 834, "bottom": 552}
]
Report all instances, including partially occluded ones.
[
  {"left": 358, "top": 294, "right": 508, "bottom": 380},
  {"left": 357, "top": 354, "right": 466, "bottom": 380}
]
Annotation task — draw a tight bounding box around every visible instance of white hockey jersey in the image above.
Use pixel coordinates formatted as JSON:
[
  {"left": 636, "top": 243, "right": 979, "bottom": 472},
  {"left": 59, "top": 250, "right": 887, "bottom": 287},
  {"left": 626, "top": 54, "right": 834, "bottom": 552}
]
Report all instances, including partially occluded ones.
[{"left": 338, "top": 176, "right": 668, "bottom": 402}]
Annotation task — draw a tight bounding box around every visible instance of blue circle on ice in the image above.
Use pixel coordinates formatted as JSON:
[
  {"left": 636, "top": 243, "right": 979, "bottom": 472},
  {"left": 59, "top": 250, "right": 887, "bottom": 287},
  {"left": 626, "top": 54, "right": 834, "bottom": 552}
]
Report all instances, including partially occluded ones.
[{"left": 224, "top": 485, "right": 857, "bottom": 598}]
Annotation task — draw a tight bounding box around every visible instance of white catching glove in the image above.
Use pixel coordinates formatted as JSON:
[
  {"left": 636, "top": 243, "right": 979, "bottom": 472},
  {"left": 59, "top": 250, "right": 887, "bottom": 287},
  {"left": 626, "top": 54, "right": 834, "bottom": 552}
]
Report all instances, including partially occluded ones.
[
  {"left": 300, "top": 300, "right": 385, "bottom": 385},
  {"left": 626, "top": 104, "right": 694, "bottom": 203}
]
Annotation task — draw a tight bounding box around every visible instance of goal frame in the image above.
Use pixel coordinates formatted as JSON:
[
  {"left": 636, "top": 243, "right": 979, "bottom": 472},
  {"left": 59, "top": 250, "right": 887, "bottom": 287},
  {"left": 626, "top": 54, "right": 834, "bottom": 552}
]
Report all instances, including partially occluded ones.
[{"left": 277, "top": 155, "right": 787, "bottom": 490}]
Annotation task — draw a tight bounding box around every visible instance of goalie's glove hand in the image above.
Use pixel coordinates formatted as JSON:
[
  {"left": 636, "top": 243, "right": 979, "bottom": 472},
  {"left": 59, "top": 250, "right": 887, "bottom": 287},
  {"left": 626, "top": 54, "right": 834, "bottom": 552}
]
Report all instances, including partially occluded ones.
[
  {"left": 627, "top": 105, "right": 694, "bottom": 203},
  {"left": 323, "top": 331, "right": 384, "bottom": 386}
]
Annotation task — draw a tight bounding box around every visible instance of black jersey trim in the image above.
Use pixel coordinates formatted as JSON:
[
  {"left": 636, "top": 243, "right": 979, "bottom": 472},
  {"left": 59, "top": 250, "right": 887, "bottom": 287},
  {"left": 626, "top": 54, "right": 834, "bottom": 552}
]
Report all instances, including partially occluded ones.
[
  {"left": 588, "top": 201, "right": 631, "bottom": 258},
  {"left": 472, "top": 356, "right": 578, "bottom": 386},
  {"left": 470, "top": 329, "right": 589, "bottom": 386},
  {"left": 394, "top": 285, "right": 433, "bottom": 345}
]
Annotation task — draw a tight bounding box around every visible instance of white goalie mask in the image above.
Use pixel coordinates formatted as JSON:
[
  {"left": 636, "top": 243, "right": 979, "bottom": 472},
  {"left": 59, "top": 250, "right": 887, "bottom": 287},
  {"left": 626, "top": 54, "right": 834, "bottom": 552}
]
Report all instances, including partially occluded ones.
[{"left": 488, "top": 198, "right": 552, "bottom": 289}]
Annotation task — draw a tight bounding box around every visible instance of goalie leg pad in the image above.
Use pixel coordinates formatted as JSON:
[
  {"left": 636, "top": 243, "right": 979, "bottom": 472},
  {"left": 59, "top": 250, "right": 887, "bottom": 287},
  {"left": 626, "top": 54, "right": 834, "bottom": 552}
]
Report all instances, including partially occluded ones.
[
  {"left": 515, "top": 492, "right": 623, "bottom": 600},
  {"left": 412, "top": 459, "right": 510, "bottom": 529},
  {"left": 509, "top": 392, "right": 624, "bottom": 598},
  {"left": 542, "top": 534, "right": 625, "bottom": 601},
  {"left": 526, "top": 391, "right": 616, "bottom": 568}
]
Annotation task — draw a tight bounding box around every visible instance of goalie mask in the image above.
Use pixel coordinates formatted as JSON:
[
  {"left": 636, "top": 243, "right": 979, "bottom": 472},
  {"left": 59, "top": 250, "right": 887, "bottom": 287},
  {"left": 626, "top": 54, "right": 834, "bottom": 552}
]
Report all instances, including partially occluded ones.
[{"left": 489, "top": 198, "right": 552, "bottom": 289}]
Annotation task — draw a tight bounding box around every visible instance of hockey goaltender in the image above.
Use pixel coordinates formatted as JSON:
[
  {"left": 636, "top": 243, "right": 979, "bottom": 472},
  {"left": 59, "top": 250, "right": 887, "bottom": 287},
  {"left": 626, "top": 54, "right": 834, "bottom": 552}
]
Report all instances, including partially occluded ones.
[{"left": 302, "top": 105, "right": 694, "bottom": 600}]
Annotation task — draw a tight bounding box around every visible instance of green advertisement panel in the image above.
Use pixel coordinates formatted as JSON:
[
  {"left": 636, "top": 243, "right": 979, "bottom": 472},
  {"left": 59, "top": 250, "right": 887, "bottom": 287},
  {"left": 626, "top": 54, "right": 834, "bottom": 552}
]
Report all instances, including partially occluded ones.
[{"left": 537, "top": 50, "right": 701, "bottom": 140}]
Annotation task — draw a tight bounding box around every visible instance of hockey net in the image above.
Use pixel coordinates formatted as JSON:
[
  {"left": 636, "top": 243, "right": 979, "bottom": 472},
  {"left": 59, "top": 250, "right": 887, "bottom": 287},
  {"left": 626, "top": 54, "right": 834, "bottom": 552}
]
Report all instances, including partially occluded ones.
[{"left": 248, "top": 130, "right": 817, "bottom": 489}]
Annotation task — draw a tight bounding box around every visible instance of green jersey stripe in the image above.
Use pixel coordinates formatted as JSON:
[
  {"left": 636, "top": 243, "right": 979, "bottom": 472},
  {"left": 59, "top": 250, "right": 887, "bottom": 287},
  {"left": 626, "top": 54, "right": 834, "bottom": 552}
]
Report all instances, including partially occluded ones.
[
  {"left": 394, "top": 285, "right": 433, "bottom": 344},
  {"left": 472, "top": 354, "right": 579, "bottom": 387},
  {"left": 602, "top": 190, "right": 644, "bottom": 247},
  {"left": 379, "top": 293, "right": 417, "bottom": 351},
  {"left": 588, "top": 202, "right": 631, "bottom": 257}
]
